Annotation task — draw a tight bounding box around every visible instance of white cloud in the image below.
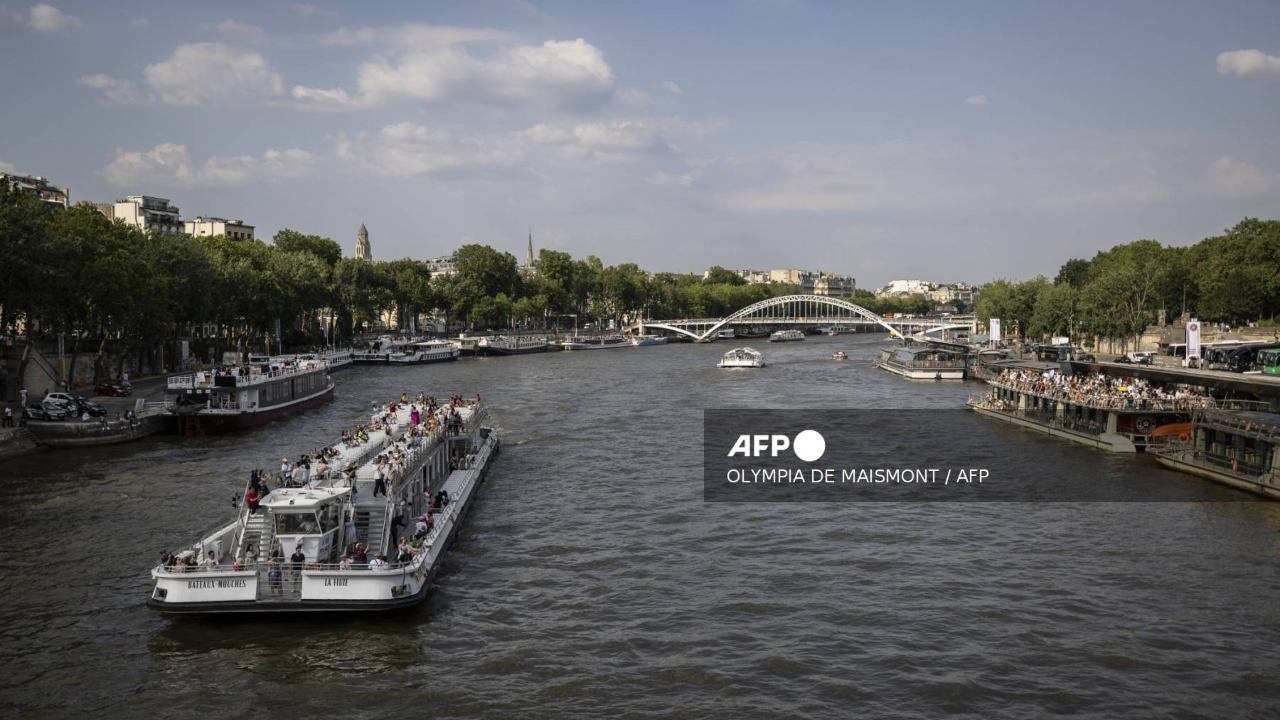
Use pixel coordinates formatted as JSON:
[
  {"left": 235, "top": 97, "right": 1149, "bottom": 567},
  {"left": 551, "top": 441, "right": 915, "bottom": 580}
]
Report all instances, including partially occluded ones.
[
  {"left": 144, "top": 43, "right": 283, "bottom": 105},
  {"left": 1216, "top": 49, "right": 1280, "bottom": 77},
  {"left": 1207, "top": 156, "right": 1277, "bottom": 197},
  {"left": 103, "top": 143, "right": 315, "bottom": 188},
  {"left": 663, "top": 80, "right": 683, "bottom": 95},
  {"left": 296, "top": 29, "right": 616, "bottom": 113},
  {"left": 78, "top": 74, "right": 151, "bottom": 105},
  {"left": 963, "top": 94, "right": 989, "bottom": 106},
  {"left": 336, "top": 122, "right": 525, "bottom": 177},
  {"left": 214, "top": 19, "right": 268, "bottom": 46},
  {"left": 27, "top": 3, "right": 78, "bottom": 32}
]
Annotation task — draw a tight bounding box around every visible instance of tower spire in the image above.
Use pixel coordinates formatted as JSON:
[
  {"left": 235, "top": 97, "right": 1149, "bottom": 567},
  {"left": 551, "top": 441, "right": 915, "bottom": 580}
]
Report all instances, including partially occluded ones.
[{"left": 526, "top": 227, "right": 534, "bottom": 268}]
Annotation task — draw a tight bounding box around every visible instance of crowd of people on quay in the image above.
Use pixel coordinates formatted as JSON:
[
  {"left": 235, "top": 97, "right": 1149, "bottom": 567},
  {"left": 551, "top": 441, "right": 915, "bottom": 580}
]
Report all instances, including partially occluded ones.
[
  {"left": 991, "top": 368, "right": 1217, "bottom": 410},
  {"left": 158, "top": 390, "right": 481, "bottom": 577}
]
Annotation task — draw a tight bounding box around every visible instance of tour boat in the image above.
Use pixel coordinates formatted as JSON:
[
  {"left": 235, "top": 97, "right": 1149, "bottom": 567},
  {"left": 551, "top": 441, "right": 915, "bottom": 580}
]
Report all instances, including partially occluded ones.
[
  {"left": 769, "top": 329, "right": 805, "bottom": 343},
  {"left": 168, "top": 356, "right": 334, "bottom": 436},
  {"left": 355, "top": 337, "right": 459, "bottom": 365},
  {"left": 833, "top": 351, "right": 848, "bottom": 361},
  {"left": 451, "top": 336, "right": 481, "bottom": 356},
  {"left": 630, "top": 335, "right": 669, "bottom": 347},
  {"left": 148, "top": 399, "right": 499, "bottom": 614},
  {"left": 719, "top": 347, "right": 766, "bottom": 369},
  {"left": 874, "top": 346, "right": 965, "bottom": 380},
  {"left": 561, "top": 335, "right": 631, "bottom": 351},
  {"left": 478, "top": 336, "right": 549, "bottom": 355},
  {"left": 1150, "top": 410, "right": 1280, "bottom": 498},
  {"left": 717, "top": 329, "right": 736, "bottom": 339},
  {"left": 298, "top": 349, "right": 353, "bottom": 372}
]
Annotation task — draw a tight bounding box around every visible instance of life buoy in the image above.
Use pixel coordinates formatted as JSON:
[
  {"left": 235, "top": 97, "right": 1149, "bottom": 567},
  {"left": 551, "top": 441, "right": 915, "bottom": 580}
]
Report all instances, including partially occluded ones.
[{"left": 1176, "top": 431, "right": 1190, "bottom": 444}]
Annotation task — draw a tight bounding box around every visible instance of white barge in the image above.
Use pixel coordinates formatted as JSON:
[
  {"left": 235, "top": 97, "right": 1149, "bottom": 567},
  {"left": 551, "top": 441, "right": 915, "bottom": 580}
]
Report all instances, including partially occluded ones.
[{"left": 148, "top": 398, "right": 499, "bottom": 614}]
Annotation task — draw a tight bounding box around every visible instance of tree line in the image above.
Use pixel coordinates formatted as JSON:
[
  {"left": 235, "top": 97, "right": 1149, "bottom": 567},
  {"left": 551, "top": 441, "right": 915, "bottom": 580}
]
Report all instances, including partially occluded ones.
[
  {"left": 975, "top": 218, "right": 1280, "bottom": 346},
  {"left": 0, "top": 184, "right": 809, "bottom": 375}
]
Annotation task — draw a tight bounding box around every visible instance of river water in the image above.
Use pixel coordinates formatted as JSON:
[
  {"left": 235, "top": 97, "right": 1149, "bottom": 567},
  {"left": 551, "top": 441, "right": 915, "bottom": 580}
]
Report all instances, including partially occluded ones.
[{"left": 2, "top": 334, "right": 1278, "bottom": 719}]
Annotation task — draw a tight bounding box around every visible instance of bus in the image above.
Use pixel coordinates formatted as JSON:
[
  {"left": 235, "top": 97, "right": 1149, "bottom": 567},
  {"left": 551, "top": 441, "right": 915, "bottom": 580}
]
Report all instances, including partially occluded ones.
[{"left": 1259, "top": 347, "right": 1280, "bottom": 376}]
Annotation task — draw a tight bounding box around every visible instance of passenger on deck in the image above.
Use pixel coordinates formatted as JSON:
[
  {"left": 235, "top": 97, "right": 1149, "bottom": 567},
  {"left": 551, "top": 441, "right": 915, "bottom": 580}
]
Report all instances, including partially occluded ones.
[
  {"left": 290, "top": 545, "right": 306, "bottom": 582},
  {"left": 396, "top": 539, "right": 413, "bottom": 563},
  {"left": 338, "top": 556, "right": 352, "bottom": 571},
  {"left": 201, "top": 550, "right": 219, "bottom": 569},
  {"left": 372, "top": 554, "right": 390, "bottom": 570},
  {"left": 373, "top": 467, "right": 387, "bottom": 497},
  {"left": 246, "top": 488, "right": 260, "bottom": 513},
  {"left": 414, "top": 516, "right": 429, "bottom": 539},
  {"left": 268, "top": 560, "right": 283, "bottom": 594}
]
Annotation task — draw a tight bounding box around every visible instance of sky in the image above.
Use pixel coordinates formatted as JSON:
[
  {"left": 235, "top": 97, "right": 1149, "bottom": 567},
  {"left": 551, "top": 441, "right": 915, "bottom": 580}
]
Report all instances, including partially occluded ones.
[{"left": 1, "top": 0, "right": 1278, "bottom": 289}]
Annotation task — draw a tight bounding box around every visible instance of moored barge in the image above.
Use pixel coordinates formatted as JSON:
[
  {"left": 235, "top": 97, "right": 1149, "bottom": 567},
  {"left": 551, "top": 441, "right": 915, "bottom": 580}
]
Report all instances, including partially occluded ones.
[
  {"left": 168, "top": 355, "right": 334, "bottom": 436},
  {"left": 1151, "top": 410, "right": 1280, "bottom": 498}
]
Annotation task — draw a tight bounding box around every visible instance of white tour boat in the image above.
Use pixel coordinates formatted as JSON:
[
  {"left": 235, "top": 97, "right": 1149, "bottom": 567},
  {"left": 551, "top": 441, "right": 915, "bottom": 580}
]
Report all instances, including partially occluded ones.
[
  {"left": 148, "top": 398, "right": 499, "bottom": 614},
  {"left": 478, "top": 336, "right": 549, "bottom": 355},
  {"left": 769, "top": 329, "right": 806, "bottom": 343},
  {"left": 719, "top": 347, "right": 766, "bottom": 369},
  {"left": 874, "top": 345, "right": 966, "bottom": 380},
  {"left": 167, "top": 355, "right": 334, "bottom": 436},
  {"left": 716, "top": 329, "right": 736, "bottom": 339},
  {"left": 630, "top": 335, "right": 668, "bottom": 347},
  {"left": 355, "top": 337, "right": 460, "bottom": 365},
  {"left": 561, "top": 335, "right": 632, "bottom": 351}
]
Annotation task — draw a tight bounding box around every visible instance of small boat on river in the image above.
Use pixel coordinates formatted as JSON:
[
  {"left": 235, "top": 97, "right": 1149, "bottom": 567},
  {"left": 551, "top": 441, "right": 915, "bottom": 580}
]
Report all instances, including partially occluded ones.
[
  {"left": 769, "top": 329, "right": 805, "bottom": 343},
  {"left": 719, "top": 347, "right": 766, "bottom": 369}
]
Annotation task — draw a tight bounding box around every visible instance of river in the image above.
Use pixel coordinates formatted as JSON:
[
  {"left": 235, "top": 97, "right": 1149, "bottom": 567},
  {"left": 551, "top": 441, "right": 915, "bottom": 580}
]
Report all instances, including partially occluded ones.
[{"left": 2, "top": 334, "right": 1278, "bottom": 718}]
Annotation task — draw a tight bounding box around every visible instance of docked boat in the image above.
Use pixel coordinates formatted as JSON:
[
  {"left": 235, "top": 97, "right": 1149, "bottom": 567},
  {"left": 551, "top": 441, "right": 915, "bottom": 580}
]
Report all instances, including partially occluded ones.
[
  {"left": 874, "top": 345, "right": 965, "bottom": 380},
  {"left": 716, "top": 329, "right": 736, "bottom": 340},
  {"left": 561, "top": 335, "right": 631, "bottom": 351},
  {"left": 478, "top": 336, "right": 548, "bottom": 356},
  {"left": 719, "top": 347, "right": 766, "bottom": 369},
  {"left": 168, "top": 356, "right": 334, "bottom": 436},
  {"left": 630, "top": 335, "right": 669, "bottom": 347},
  {"left": 769, "top": 329, "right": 805, "bottom": 343},
  {"left": 451, "top": 336, "right": 481, "bottom": 356},
  {"left": 1150, "top": 410, "right": 1280, "bottom": 498},
  {"left": 24, "top": 406, "right": 175, "bottom": 447},
  {"left": 148, "top": 398, "right": 500, "bottom": 614},
  {"left": 320, "top": 348, "right": 354, "bottom": 371},
  {"left": 833, "top": 351, "right": 848, "bottom": 361},
  {"left": 355, "top": 337, "right": 459, "bottom": 365}
]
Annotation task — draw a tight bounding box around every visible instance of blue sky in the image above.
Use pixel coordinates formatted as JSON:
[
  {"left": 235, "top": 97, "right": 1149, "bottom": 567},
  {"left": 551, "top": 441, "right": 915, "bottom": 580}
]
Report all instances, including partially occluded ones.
[{"left": 2, "top": 0, "right": 1278, "bottom": 288}]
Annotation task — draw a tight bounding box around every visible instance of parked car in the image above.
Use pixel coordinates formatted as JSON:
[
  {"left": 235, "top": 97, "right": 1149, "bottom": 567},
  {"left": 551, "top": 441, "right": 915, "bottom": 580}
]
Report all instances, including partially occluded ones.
[
  {"left": 1112, "top": 355, "right": 1132, "bottom": 364},
  {"left": 1075, "top": 353, "right": 1096, "bottom": 362},
  {"left": 95, "top": 382, "right": 132, "bottom": 397},
  {"left": 43, "top": 393, "right": 107, "bottom": 418},
  {"left": 23, "top": 403, "right": 68, "bottom": 421},
  {"left": 1126, "top": 352, "right": 1155, "bottom": 365}
]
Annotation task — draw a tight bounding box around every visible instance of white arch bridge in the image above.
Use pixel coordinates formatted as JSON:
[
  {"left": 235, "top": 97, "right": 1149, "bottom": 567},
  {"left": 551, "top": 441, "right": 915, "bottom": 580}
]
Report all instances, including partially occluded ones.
[{"left": 629, "top": 295, "right": 976, "bottom": 342}]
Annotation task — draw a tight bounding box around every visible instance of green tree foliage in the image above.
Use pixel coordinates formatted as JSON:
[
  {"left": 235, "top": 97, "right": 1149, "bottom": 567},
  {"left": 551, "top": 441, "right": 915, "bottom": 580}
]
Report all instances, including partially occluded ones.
[{"left": 703, "top": 265, "right": 746, "bottom": 285}]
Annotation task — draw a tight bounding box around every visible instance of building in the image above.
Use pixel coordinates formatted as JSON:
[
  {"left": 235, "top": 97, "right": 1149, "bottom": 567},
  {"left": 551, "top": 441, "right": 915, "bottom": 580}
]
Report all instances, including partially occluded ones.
[
  {"left": 926, "top": 282, "right": 977, "bottom": 305},
  {"left": 424, "top": 256, "right": 456, "bottom": 276},
  {"left": 113, "top": 195, "right": 182, "bottom": 235},
  {"left": 184, "top": 216, "right": 254, "bottom": 240},
  {"left": 356, "top": 223, "right": 371, "bottom": 261},
  {"left": 2, "top": 172, "right": 69, "bottom": 207},
  {"left": 877, "top": 279, "right": 936, "bottom": 298},
  {"left": 711, "top": 267, "right": 856, "bottom": 297},
  {"left": 521, "top": 231, "right": 536, "bottom": 274}
]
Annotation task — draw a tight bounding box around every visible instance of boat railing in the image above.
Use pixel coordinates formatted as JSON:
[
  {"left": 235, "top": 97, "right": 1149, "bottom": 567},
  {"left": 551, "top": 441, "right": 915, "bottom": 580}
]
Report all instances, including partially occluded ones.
[
  {"left": 166, "top": 361, "right": 327, "bottom": 390},
  {"left": 1193, "top": 408, "right": 1280, "bottom": 440},
  {"left": 984, "top": 379, "right": 1250, "bottom": 412}
]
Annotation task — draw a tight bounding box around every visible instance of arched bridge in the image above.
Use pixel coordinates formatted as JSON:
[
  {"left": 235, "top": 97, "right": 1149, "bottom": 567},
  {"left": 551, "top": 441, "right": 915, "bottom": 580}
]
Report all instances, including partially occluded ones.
[{"left": 629, "top": 295, "right": 976, "bottom": 342}]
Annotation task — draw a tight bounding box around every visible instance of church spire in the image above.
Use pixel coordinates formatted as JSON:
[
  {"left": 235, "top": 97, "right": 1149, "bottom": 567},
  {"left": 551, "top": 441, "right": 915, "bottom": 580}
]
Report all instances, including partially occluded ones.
[
  {"left": 526, "top": 228, "right": 534, "bottom": 268},
  {"left": 356, "top": 223, "right": 371, "bottom": 261}
]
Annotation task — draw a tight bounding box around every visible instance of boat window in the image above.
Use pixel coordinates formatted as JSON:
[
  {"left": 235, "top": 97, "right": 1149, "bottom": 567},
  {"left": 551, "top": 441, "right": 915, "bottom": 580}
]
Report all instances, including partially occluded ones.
[{"left": 275, "top": 512, "right": 321, "bottom": 535}]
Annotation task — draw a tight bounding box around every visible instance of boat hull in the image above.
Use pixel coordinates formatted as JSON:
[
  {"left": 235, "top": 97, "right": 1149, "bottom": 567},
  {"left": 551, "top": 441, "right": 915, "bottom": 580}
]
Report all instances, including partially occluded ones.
[
  {"left": 875, "top": 361, "right": 965, "bottom": 380},
  {"left": 175, "top": 383, "right": 334, "bottom": 437},
  {"left": 25, "top": 413, "right": 175, "bottom": 447},
  {"left": 1152, "top": 450, "right": 1280, "bottom": 500},
  {"left": 481, "top": 344, "right": 548, "bottom": 356}
]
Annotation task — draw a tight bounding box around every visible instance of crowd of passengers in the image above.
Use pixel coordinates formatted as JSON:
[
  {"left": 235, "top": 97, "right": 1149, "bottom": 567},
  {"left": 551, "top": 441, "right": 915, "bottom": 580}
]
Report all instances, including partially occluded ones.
[
  {"left": 158, "top": 391, "right": 482, "bottom": 575},
  {"left": 994, "top": 368, "right": 1216, "bottom": 410}
]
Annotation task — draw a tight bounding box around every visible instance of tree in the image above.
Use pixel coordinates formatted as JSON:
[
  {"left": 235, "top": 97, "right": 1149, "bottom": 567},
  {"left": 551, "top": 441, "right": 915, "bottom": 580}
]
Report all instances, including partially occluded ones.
[
  {"left": 703, "top": 266, "right": 746, "bottom": 285},
  {"left": 1055, "top": 258, "right": 1091, "bottom": 288},
  {"left": 273, "top": 229, "right": 342, "bottom": 267}
]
